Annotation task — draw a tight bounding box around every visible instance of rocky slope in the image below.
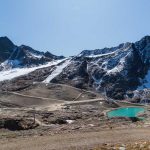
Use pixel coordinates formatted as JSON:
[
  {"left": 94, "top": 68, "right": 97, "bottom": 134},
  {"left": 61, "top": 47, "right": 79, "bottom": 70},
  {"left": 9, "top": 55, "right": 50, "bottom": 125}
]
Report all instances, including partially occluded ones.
[
  {"left": 50, "top": 36, "right": 150, "bottom": 99},
  {"left": 0, "top": 36, "right": 150, "bottom": 100}
]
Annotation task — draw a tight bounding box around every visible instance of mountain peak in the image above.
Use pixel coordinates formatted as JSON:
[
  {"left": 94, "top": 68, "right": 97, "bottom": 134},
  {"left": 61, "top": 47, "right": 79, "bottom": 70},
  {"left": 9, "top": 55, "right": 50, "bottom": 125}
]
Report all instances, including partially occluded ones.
[
  {"left": 0, "top": 36, "right": 12, "bottom": 41},
  {"left": 0, "top": 36, "right": 15, "bottom": 50},
  {"left": 0, "top": 36, "right": 15, "bottom": 62},
  {"left": 0, "top": 37, "right": 65, "bottom": 68}
]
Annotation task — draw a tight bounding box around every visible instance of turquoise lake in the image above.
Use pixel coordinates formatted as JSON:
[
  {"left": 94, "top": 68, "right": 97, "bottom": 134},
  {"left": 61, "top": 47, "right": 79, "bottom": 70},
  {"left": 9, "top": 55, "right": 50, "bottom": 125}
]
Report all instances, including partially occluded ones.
[{"left": 107, "top": 107, "right": 145, "bottom": 118}]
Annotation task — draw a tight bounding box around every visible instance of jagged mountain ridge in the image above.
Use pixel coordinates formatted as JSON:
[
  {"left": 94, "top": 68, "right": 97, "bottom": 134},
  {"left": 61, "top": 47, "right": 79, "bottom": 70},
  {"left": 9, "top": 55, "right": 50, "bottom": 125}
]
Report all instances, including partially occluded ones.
[
  {"left": 49, "top": 36, "right": 150, "bottom": 99},
  {"left": 0, "top": 36, "right": 150, "bottom": 100},
  {"left": 0, "top": 37, "right": 64, "bottom": 70}
]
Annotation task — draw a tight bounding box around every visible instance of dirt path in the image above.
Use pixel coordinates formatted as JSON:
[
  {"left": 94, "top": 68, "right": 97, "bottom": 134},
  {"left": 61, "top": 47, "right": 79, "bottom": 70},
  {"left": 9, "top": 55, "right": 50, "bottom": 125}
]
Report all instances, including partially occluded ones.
[
  {"left": 8, "top": 91, "right": 65, "bottom": 102},
  {"left": 64, "top": 98, "right": 105, "bottom": 105},
  {"left": 1, "top": 128, "right": 150, "bottom": 150}
]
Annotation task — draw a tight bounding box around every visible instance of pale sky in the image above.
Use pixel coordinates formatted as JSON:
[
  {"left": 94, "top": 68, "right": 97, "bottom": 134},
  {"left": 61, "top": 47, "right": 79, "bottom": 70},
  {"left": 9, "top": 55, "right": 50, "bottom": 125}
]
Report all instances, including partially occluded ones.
[{"left": 0, "top": 0, "right": 150, "bottom": 56}]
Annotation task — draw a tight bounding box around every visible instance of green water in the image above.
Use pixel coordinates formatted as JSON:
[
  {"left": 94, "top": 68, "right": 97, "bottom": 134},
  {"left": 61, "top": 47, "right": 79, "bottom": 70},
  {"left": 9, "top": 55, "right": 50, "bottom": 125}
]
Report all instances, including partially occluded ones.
[{"left": 107, "top": 107, "right": 145, "bottom": 118}]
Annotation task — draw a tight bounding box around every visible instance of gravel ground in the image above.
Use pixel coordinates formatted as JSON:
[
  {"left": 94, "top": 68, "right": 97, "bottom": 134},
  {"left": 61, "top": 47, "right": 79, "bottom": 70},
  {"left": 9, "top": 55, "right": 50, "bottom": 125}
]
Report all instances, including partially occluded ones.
[{"left": 0, "top": 128, "right": 150, "bottom": 150}]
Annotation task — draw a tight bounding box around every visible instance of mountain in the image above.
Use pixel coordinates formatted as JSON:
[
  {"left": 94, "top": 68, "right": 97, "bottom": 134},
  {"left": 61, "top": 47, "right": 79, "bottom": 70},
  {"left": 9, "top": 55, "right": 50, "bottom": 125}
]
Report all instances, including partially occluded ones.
[
  {"left": 45, "top": 36, "right": 150, "bottom": 99},
  {"left": 0, "top": 36, "right": 150, "bottom": 100},
  {"left": 0, "top": 37, "right": 15, "bottom": 63},
  {"left": 0, "top": 37, "right": 64, "bottom": 70}
]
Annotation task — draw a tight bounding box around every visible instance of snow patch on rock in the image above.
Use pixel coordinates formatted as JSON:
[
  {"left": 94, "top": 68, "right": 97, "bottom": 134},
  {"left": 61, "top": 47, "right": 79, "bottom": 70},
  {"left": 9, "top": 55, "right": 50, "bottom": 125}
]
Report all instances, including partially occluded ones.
[
  {"left": 28, "top": 51, "right": 44, "bottom": 59},
  {"left": 43, "top": 59, "right": 71, "bottom": 83},
  {"left": 0, "top": 59, "right": 65, "bottom": 82}
]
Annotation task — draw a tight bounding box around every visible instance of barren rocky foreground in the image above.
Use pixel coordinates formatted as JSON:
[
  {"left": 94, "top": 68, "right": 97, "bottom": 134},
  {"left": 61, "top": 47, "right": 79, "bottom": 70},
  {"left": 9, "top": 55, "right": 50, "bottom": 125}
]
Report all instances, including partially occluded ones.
[{"left": 0, "top": 83, "right": 150, "bottom": 150}]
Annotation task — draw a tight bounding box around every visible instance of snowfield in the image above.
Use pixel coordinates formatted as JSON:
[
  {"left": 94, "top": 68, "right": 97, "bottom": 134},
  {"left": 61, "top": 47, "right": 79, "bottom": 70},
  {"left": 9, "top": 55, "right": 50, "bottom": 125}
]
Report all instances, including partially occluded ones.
[
  {"left": 43, "top": 59, "right": 71, "bottom": 83},
  {"left": 0, "top": 59, "right": 66, "bottom": 82}
]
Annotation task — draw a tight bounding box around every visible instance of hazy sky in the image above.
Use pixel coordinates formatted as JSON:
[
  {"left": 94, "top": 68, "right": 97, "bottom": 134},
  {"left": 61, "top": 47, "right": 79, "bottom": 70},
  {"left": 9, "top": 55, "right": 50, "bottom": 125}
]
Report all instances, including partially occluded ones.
[{"left": 0, "top": 0, "right": 150, "bottom": 56}]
